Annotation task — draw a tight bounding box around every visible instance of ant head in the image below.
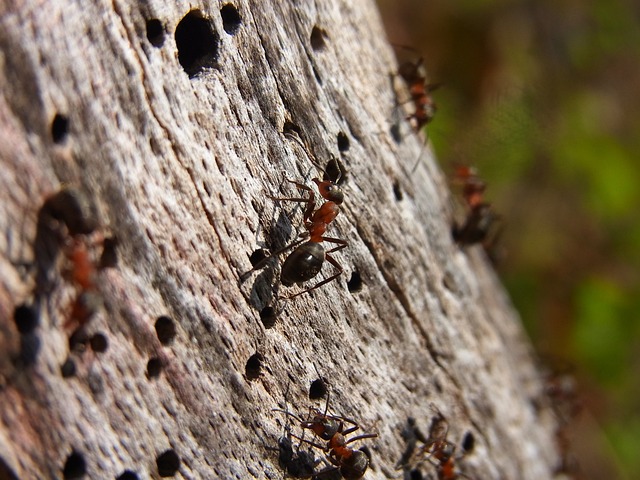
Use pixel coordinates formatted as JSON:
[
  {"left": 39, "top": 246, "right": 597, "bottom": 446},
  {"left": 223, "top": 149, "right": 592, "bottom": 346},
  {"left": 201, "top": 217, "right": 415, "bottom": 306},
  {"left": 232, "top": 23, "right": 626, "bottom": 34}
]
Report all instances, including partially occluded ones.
[
  {"left": 339, "top": 449, "right": 369, "bottom": 479},
  {"left": 313, "top": 178, "right": 344, "bottom": 205},
  {"left": 302, "top": 413, "right": 340, "bottom": 440}
]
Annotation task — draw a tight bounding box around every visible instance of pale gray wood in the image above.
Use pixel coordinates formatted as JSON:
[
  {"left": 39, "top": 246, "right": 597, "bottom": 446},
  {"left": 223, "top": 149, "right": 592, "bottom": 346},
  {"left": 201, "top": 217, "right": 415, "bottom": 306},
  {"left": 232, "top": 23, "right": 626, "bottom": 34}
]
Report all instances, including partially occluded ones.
[{"left": 0, "top": 1, "right": 559, "bottom": 479}]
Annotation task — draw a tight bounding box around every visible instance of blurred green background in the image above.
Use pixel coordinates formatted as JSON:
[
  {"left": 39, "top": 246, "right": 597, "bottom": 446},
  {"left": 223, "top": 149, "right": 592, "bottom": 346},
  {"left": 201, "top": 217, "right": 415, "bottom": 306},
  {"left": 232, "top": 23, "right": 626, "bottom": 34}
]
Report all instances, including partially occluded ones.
[{"left": 377, "top": 1, "right": 640, "bottom": 478}]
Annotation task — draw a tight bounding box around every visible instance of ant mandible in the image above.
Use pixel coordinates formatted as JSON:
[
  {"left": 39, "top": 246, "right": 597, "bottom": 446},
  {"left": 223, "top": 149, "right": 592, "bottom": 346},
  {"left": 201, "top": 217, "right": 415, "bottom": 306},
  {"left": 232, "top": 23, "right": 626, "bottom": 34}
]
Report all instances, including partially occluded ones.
[
  {"left": 243, "top": 134, "right": 348, "bottom": 300},
  {"left": 274, "top": 393, "right": 377, "bottom": 479}
]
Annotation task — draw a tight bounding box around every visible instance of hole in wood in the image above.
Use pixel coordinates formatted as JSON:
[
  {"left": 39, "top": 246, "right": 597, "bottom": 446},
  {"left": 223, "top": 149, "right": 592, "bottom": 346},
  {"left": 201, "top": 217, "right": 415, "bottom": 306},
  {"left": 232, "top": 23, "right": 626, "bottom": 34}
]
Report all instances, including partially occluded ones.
[
  {"left": 260, "top": 306, "right": 277, "bottom": 329},
  {"left": 90, "top": 332, "right": 109, "bottom": 353},
  {"left": 175, "top": 10, "right": 219, "bottom": 77},
  {"left": 14, "top": 303, "right": 39, "bottom": 334},
  {"left": 63, "top": 450, "right": 86, "bottom": 479},
  {"left": 220, "top": 4, "right": 241, "bottom": 35},
  {"left": 155, "top": 316, "right": 176, "bottom": 345},
  {"left": 147, "top": 357, "right": 163, "bottom": 378},
  {"left": 347, "top": 271, "right": 363, "bottom": 293},
  {"left": 156, "top": 449, "right": 181, "bottom": 477},
  {"left": 309, "top": 377, "right": 328, "bottom": 400},
  {"left": 146, "top": 19, "right": 165, "bottom": 47},
  {"left": 51, "top": 113, "right": 69, "bottom": 143},
  {"left": 61, "top": 357, "right": 77, "bottom": 378},
  {"left": 462, "top": 431, "right": 475, "bottom": 453},
  {"left": 393, "top": 181, "right": 403, "bottom": 201},
  {"left": 245, "top": 353, "right": 263, "bottom": 380},
  {"left": 116, "top": 470, "right": 140, "bottom": 480},
  {"left": 310, "top": 26, "right": 327, "bottom": 51},
  {"left": 337, "top": 131, "right": 350, "bottom": 151}
]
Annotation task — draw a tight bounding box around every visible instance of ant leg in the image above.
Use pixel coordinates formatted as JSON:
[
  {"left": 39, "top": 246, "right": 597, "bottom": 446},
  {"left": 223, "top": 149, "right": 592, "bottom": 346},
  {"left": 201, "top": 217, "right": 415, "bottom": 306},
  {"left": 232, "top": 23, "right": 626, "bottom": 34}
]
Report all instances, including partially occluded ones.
[
  {"left": 284, "top": 253, "right": 344, "bottom": 300},
  {"left": 344, "top": 432, "right": 378, "bottom": 446},
  {"left": 240, "top": 236, "right": 308, "bottom": 281},
  {"left": 270, "top": 180, "right": 317, "bottom": 222}
]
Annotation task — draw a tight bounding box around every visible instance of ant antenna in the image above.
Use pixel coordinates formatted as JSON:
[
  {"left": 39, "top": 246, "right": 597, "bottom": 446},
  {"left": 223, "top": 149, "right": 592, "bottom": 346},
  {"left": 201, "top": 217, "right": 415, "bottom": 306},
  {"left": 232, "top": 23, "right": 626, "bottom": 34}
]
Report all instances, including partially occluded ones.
[{"left": 284, "top": 130, "right": 337, "bottom": 181}]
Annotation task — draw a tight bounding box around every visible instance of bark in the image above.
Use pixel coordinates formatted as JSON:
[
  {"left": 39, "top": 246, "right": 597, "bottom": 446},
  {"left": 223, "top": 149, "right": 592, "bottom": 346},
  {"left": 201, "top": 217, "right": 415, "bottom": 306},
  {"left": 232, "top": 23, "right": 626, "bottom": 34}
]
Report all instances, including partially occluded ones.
[{"left": 0, "top": 1, "right": 559, "bottom": 479}]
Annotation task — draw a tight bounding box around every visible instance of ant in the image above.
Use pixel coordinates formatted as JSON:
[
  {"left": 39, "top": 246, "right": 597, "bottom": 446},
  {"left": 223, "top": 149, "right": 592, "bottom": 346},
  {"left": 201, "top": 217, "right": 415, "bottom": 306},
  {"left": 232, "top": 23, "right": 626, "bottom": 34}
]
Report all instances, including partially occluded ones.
[
  {"left": 397, "top": 56, "right": 439, "bottom": 133},
  {"left": 274, "top": 393, "right": 377, "bottom": 479},
  {"left": 243, "top": 134, "right": 348, "bottom": 300},
  {"left": 450, "top": 165, "right": 500, "bottom": 247},
  {"left": 397, "top": 408, "right": 470, "bottom": 480}
]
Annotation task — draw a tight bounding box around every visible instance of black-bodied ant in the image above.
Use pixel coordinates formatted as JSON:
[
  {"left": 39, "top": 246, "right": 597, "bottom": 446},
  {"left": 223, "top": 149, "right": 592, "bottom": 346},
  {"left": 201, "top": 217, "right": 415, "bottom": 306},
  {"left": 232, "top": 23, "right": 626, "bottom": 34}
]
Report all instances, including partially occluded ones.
[
  {"left": 451, "top": 164, "right": 500, "bottom": 248},
  {"left": 274, "top": 393, "right": 377, "bottom": 479},
  {"left": 243, "top": 135, "right": 348, "bottom": 300}
]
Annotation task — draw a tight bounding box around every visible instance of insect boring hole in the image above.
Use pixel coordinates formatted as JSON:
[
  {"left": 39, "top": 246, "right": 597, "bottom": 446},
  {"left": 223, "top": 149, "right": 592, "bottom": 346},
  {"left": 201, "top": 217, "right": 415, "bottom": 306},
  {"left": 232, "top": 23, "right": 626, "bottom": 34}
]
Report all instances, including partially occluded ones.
[
  {"left": 249, "top": 248, "right": 270, "bottom": 268},
  {"left": 308, "top": 377, "right": 328, "bottom": 400},
  {"left": 154, "top": 316, "right": 176, "bottom": 345},
  {"left": 13, "top": 303, "right": 39, "bottom": 334},
  {"left": 51, "top": 113, "right": 69, "bottom": 144},
  {"left": 116, "top": 470, "right": 140, "bottom": 480},
  {"left": 156, "top": 449, "right": 181, "bottom": 477},
  {"left": 310, "top": 26, "right": 328, "bottom": 51},
  {"left": 175, "top": 9, "right": 220, "bottom": 77},
  {"left": 146, "top": 357, "right": 163, "bottom": 379},
  {"left": 336, "top": 131, "right": 350, "bottom": 151},
  {"left": 260, "top": 306, "right": 278, "bottom": 328},
  {"left": 146, "top": 18, "right": 165, "bottom": 47},
  {"left": 347, "top": 271, "right": 363, "bottom": 293},
  {"left": 63, "top": 450, "right": 87, "bottom": 479},
  {"left": 245, "top": 353, "right": 264, "bottom": 380},
  {"left": 462, "top": 431, "right": 475, "bottom": 453},
  {"left": 220, "top": 3, "right": 241, "bottom": 35}
]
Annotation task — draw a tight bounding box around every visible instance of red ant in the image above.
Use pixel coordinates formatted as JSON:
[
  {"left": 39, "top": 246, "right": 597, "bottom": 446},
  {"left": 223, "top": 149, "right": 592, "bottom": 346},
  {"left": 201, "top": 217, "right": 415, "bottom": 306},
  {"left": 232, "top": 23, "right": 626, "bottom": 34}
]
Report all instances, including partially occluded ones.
[
  {"left": 243, "top": 135, "right": 348, "bottom": 300},
  {"left": 397, "top": 56, "right": 439, "bottom": 132},
  {"left": 274, "top": 394, "right": 377, "bottom": 479},
  {"left": 451, "top": 165, "right": 500, "bottom": 247},
  {"left": 398, "top": 408, "right": 471, "bottom": 480}
]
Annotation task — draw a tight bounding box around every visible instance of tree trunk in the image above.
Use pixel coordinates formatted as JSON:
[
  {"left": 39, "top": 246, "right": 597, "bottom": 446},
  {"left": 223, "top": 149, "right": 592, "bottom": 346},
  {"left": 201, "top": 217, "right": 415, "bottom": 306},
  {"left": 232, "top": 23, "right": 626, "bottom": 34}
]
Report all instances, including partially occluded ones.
[{"left": 0, "top": 1, "right": 559, "bottom": 479}]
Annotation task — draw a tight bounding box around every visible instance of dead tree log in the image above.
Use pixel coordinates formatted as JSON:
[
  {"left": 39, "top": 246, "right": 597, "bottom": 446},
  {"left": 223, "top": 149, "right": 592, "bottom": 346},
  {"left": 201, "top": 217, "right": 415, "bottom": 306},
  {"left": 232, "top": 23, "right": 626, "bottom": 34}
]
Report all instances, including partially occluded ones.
[{"left": 0, "top": 1, "right": 560, "bottom": 479}]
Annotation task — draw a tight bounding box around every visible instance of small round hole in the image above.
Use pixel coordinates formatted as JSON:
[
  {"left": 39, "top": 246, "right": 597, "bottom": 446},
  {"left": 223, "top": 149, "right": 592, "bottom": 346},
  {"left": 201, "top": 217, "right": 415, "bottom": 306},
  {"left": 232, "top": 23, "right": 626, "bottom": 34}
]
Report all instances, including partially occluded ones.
[
  {"left": 309, "top": 378, "right": 328, "bottom": 400},
  {"left": 90, "top": 333, "right": 109, "bottom": 353},
  {"left": 175, "top": 10, "right": 220, "bottom": 77},
  {"left": 393, "top": 181, "right": 403, "bottom": 201},
  {"left": 69, "top": 326, "right": 90, "bottom": 353},
  {"left": 336, "top": 131, "right": 350, "bottom": 151},
  {"left": 310, "top": 26, "right": 327, "bottom": 51},
  {"left": 146, "top": 19, "right": 165, "bottom": 47},
  {"left": 462, "top": 431, "right": 475, "bottom": 453},
  {"left": 260, "top": 306, "right": 277, "bottom": 329},
  {"left": 245, "top": 353, "right": 263, "bottom": 380},
  {"left": 155, "top": 316, "right": 176, "bottom": 345},
  {"left": 249, "top": 249, "right": 269, "bottom": 268},
  {"left": 156, "top": 449, "right": 180, "bottom": 477},
  {"left": 220, "top": 4, "right": 242, "bottom": 35},
  {"left": 13, "top": 303, "right": 39, "bottom": 334},
  {"left": 116, "top": 470, "right": 140, "bottom": 480},
  {"left": 51, "top": 113, "right": 69, "bottom": 144},
  {"left": 63, "top": 450, "right": 86, "bottom": 479},
  {"left": 61, "top": 358, "right": 77, "bottom": 378},
  {"left": 347, "top": 271, "right": 362, "bottom": 293},
  {"left": 147, "top": 357, "right": 163, "bottom": 378}
]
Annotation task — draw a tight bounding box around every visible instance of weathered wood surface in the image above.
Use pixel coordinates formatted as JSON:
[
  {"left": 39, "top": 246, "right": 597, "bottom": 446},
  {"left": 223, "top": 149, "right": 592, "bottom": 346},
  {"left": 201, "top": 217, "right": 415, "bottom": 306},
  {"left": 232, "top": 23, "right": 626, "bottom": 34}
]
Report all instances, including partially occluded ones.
[{"left": 0, "top": 1, "right": 559, "bottom": 479}]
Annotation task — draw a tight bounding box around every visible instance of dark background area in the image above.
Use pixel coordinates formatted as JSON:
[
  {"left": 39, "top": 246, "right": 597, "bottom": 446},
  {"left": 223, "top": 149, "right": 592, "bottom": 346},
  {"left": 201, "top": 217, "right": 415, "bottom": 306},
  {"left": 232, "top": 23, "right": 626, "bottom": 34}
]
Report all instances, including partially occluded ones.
[{"left": 376, "top": 1, "right": 640, "bottom": 478}]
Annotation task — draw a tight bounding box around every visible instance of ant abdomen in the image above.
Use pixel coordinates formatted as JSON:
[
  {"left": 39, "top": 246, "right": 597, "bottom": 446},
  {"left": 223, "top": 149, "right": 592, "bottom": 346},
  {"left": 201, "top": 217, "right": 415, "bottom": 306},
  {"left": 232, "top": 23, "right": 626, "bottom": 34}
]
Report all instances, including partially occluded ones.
[
  {"left": 280, "top": 242, "right": 324, "bottom": 286},
  {"left": 339, "top": 449, "right": 370, "bottom": 479}
]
